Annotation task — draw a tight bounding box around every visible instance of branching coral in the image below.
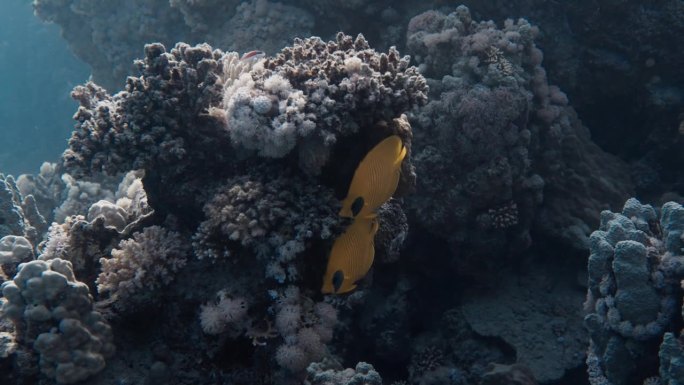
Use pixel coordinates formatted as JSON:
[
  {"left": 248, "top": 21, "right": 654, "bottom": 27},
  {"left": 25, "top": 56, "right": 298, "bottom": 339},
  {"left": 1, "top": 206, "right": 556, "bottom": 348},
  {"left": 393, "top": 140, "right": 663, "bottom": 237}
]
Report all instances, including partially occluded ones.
[
  {"left": 38, "top": 171, "right": 153, "bottom": 275},
  {"left": 96, "top": 226, "right": 187, "bottom": 309},
  {"left": 192, "top": 168, "right": 342, "bottom": 271},
  {"left": 63, "top": 43, "right": 228, "bottom": 177},
  {"left": 217, "top": 32, "right": 427, "bottom": 175}
]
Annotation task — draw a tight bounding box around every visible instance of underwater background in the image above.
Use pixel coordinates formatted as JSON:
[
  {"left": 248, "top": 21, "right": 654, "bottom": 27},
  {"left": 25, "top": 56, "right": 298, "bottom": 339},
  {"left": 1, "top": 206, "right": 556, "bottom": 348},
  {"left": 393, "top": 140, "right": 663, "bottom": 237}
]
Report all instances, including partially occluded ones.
[{"left": 0, "top": 0, "right": 683, "bottom": 384}]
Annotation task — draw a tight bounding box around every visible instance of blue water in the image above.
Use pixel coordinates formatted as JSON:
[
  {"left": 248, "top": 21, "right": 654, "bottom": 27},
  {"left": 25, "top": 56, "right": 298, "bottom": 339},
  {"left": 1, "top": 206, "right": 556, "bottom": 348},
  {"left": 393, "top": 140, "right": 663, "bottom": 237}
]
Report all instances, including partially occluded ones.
[{"left": 0, "top": 0, "right": 88, "bottom": 175}]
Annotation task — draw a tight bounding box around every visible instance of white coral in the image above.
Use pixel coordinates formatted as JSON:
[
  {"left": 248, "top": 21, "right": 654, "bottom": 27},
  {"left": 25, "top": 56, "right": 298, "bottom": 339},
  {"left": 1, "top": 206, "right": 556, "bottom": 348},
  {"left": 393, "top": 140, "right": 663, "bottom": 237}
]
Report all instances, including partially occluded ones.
[
  {"left": 199, "top": 293, "right": 249, "bottom": 335},
  {"left": 96, "top": 226, "right": 186, "bottom": 304}
]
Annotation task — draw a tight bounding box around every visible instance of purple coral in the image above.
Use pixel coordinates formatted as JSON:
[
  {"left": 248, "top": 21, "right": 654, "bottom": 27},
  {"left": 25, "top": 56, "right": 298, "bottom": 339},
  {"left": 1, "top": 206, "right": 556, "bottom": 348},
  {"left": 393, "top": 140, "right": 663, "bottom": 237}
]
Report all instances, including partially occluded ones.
[{"left": 406, "top": 6, "right": 632, "bottom": 270}]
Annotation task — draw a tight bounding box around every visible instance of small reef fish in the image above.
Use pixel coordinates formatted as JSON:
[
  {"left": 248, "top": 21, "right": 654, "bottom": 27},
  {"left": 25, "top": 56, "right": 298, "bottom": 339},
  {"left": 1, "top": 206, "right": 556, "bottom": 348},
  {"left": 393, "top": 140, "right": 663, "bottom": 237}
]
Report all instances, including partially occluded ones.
[
  {"left": 321, "top": 216, "right": 379, "bottom": 294},
  {"left": 322, "top": 134, "right": 407, "bottom": 294},
  {"left": 339, "top": 135, "right": 407, "bottom": 218},
  {"left": 240, "top": 50, "right": 266, "bottom": 62}
]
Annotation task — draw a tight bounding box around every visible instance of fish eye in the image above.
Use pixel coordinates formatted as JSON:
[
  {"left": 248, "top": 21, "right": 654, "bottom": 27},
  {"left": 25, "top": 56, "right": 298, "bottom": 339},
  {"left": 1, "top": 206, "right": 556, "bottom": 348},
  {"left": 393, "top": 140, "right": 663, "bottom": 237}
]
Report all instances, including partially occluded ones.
[
  {"left": 332, "top": 270, "right": 344, "bottom": 293},
  {"left": 351, "top": 197, "right": 364, "bottom": 217}
]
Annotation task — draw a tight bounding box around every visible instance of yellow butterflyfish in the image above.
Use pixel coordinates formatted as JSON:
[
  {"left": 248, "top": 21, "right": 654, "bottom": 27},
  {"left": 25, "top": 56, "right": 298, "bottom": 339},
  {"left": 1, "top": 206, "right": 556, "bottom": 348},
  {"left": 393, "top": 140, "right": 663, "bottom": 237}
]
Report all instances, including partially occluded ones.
[
  {"left": 339, "top": 135, "right": 406, "bottom": 219},
  {"left": 321, "top": 216, "right": 379, "bottom": 294}
]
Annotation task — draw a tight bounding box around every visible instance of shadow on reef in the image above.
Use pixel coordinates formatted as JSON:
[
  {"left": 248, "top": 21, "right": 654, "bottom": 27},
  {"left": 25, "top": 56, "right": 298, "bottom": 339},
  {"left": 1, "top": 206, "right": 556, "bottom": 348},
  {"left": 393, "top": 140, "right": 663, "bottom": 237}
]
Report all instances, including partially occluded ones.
[{"left": 332, "top": 222, "right": 595, "bottom": 385}]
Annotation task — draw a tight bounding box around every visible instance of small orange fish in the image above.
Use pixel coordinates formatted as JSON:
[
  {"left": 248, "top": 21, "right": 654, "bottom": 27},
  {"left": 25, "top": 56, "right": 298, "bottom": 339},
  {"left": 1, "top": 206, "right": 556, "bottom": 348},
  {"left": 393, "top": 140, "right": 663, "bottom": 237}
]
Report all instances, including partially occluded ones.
[{"left": 240, "top": 50, "right": 265, "bottom": 62}]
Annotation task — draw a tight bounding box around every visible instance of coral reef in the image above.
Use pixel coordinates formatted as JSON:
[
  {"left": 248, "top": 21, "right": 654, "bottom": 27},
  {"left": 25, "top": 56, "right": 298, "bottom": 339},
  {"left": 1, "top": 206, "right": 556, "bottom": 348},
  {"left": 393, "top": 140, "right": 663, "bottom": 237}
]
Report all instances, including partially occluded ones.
[
  {"left": 9, "top": 2, "right": 684, "bottom": 385},
  {"left": 33, "top": 0, "right": 316, "bottom": 91},
  {"left": 0, "top": 235, "right": 34, "bottom": 279},
  {"left": 219, "top": 32, "right": 427, "bottom": 175},
  {"left": 15, "top": 162, "right": 63, "bottom": 225},
  {"left": 0, "top": 32, "right": 426, "bottom": 384},
  {"left": 63, "top": 43, "right": 227, "bottom": 178},
  {"left": 32, "top": 0, "right": 683, "bottom": 203},
  {"left": 405, "top": 6, "right": 633, "bottom": 272},
  {"left": 96, "top": 226, "right": 187, "bottom": 310},
  {"left": 305, "top": 360, "right": 383, "bottom": 385},
  {"left": 1, "top": 258, "right": 114, "bottom": 384},
  {"left": 205, "top": 0, "right": 315, "bottom": 56},
  {"left": 585, "top": 198, "right": 684, "bottom": 384},
  {"left": 192, "top": 169, "right": 342, "bottom": 281},
  {"left": 33, "top": 0, "right": 187, "bottom": 91},
  {"left": 374, "top": 200, "right": 409, "bottom": 264}
]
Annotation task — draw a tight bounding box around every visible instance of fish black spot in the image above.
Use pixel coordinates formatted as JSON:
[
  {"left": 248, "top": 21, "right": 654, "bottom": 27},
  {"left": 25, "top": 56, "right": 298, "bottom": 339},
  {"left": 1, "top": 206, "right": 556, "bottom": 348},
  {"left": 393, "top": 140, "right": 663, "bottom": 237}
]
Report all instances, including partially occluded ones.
[
  {"left": 332, "top": 270, "right": 344, "bottom": 293},
  {"left": 351, "top": 197, "right": 364, "bottom": 217}
]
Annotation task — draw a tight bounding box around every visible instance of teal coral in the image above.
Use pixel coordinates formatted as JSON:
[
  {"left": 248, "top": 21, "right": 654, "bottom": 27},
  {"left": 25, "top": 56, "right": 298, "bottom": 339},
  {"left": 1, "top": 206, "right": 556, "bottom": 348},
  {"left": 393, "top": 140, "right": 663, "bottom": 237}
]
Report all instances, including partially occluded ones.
[{"left": 585, "top": 198, "right": 684, "bottom": 384}]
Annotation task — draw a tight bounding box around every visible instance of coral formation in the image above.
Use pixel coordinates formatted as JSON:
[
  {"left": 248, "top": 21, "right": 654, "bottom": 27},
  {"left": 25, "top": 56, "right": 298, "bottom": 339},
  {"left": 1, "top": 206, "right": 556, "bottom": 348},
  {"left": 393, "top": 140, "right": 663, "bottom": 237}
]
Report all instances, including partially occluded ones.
[
  {"left": 585, "top": 198, "right": 684, "bottom": 384},
  {"left": 1, "top": 258, "right": 114, "bottom": 383},
  {"left": 33, "top": 0, "right": 187, "bottom": 91},
  {"left": 0, "top": 235, "right": 34, "bottom": 279},
  {"left": 96, "top": 226, "right": 187, "bottom": 309},
  {"left": 192, "top": 169, "right": 341, "bottom": 268},
  {"left": 63, "top": 43, "right": 227, "bottom": 177},
  {"left": 9, "top": 2, "right": 684, "bottom": 385},
  {"left": 305, "top": 360, "right": 383, "bottom": 385},
  {"left": 0, "top": 31, "right": 424, "bottom": 384},
  {"left": 219, "top": 32, "right": 427, "bottom": 175},
  {"left": 405, "top": 6, "right": 633, "bottom": 272}
]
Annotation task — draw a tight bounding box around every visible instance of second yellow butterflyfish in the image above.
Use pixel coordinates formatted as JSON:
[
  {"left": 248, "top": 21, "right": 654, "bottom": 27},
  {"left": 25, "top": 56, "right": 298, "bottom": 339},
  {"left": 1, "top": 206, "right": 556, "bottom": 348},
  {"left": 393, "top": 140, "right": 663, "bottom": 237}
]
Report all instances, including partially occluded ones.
[{"left": 321, "top": 216, "right": 379, "bottom": 294}]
